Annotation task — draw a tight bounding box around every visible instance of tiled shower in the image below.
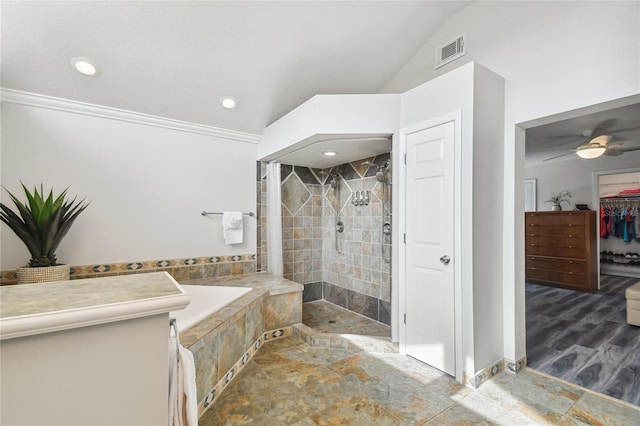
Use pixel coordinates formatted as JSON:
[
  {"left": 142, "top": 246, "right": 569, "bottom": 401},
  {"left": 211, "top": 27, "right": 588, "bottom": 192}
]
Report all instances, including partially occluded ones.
[{"left": 257, "top": 153, "right": 392, "bottom": 329}]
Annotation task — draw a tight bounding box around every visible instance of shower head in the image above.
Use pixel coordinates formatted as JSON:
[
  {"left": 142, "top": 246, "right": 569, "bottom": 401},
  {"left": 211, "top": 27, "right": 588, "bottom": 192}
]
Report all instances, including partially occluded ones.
[
  {"left": 362, "top": 159, "right": 391, "bottom": 182},
  {"left": 362, "top": 160, "right": 390, "bottom": 171},
  {"left": 317, "top": 169, "right": 340, "bottom": 188}
]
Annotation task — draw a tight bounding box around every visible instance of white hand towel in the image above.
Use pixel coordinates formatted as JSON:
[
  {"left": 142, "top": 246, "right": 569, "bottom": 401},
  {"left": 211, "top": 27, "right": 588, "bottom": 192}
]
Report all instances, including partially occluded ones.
[
  {"left": 222, "top": 211, "right": 243, "bottom": 244},
  {"left": 169, "top": 335, "right": 198, "bottom": 426},
  {"left": 177, "top": 344, "right": 198, "bottom": 426}
]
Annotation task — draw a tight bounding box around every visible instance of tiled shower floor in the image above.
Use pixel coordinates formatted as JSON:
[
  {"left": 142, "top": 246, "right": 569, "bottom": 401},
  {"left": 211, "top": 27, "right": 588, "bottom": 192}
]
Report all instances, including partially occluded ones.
[{"left": 303, "top": 300, "right": 390, "bottom": 337}]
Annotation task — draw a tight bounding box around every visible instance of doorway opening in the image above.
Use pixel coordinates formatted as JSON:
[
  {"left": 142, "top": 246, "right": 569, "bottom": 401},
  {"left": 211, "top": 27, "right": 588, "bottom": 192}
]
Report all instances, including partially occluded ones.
[{"left": 520, "top": 97, "right": 640, "bottom": 406}]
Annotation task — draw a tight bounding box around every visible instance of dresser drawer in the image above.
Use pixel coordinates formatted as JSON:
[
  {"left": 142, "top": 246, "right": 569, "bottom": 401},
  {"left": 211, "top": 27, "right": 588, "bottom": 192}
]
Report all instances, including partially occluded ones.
[
  {"left": 525, "top": 256, "right": 586, "bottom": 274},
  {"left": 525, "top": 235, "right": 585, "bottom": 249},
  {"left": 525, "top": 245, "right": 586, "bottom": 258},
  {"left": 525, "top": 212, "right": 585, "bottom": 226},
  {"left": 524, "top": 224, "right": 585, "bottom": 237}
]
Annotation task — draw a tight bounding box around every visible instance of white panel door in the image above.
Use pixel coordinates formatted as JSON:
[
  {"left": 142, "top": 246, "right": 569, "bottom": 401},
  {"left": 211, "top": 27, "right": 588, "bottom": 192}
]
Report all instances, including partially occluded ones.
[{"left": 405, "top": 120, "right": 455, "bottom": 376}]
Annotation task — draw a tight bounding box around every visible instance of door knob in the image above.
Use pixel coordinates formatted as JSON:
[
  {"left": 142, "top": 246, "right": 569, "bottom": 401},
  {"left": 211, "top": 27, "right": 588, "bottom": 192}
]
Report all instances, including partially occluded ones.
[{"left": 440, "top": 255, "right": 451, "bottom": 265}]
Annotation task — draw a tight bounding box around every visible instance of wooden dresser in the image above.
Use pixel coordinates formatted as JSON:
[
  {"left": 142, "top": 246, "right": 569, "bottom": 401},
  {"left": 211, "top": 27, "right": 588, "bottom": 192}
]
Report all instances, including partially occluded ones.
[{"left": 525, "top": 211, "right": 597, "bottom": 292}]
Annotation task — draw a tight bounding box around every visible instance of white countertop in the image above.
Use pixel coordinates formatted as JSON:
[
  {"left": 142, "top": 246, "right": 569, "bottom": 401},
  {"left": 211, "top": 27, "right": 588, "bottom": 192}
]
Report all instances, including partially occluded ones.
[{"left": 0, "top": 272, "right": 190, "bottom": 340}]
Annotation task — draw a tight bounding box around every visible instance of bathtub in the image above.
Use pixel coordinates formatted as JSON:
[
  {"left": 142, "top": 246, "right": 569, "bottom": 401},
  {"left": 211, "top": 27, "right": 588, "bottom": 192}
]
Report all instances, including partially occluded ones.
[{"left": 171, "top": 285, "right": 252, "bottom": 331}]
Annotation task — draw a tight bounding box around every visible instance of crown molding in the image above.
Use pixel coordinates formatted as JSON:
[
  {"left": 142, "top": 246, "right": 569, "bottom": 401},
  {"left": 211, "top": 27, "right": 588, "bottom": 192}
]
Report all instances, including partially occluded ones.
[{"left": 0, "top": 88, "right": 261, "bottom": 144}]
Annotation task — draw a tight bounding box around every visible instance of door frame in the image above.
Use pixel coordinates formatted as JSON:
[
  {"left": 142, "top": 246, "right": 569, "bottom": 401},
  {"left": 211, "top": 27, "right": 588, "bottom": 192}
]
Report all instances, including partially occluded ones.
[
  {"left": 397, "top": 110, "right": 463, "bottom": 383},
  {"left": 592, "top": 167, "right": 640, "bottom": 281}
]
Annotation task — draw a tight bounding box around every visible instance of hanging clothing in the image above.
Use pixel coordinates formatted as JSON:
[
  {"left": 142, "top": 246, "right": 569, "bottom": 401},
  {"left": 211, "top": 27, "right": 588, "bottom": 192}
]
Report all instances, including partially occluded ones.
[
  {"left": 600, "top": 206, "right": 608, "bottom": 238},
  {"left": 629, "top": 206, "right": 637, "bottom": 241}
]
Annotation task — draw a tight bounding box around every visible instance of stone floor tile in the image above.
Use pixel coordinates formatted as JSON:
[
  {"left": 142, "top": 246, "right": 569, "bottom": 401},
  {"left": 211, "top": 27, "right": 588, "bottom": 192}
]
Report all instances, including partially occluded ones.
[
  {"left": 309, "top": 394, "right": 402, "bottom": 426},
  {"left": 567, "top": 392, "right": 640, "bottom": 426},
  {"left": 457, "top": 392, "right": 546, "bottom": 425},
  {"left": 484, "top": 369, "right": 583, "bottom": 414},
  {"left": 327, "top": 352, "right": 455, "bottom": 424},
  {"left": 209, "top": 326, "right": 640, "bottom": 425},
  {"left": 423, "top": 403, "right": 497, "bottom": 425}
]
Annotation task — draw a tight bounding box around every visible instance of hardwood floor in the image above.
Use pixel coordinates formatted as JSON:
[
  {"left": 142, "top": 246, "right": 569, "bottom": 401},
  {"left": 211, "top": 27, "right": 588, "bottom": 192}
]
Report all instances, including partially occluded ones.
[{"left": 526, "top": 275, "right": 640, "bottom": 406}]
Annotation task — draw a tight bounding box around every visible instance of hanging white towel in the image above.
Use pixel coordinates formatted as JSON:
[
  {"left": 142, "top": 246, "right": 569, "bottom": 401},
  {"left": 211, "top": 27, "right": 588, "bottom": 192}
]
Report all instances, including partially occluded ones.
[
  {"left": 222, "top": 211, "right": 243, "bottom": 244},
  {"left": 168, "top": 334, "right": 198, "bottom": 426}
]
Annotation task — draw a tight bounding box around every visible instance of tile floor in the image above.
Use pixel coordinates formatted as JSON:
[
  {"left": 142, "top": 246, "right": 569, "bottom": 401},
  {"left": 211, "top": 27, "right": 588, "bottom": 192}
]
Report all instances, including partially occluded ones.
[
  {"left": 526, "top": 275, "right": 640, "bottom": 405},
  {"left": 203, "top": 335, "right": 640, "bottom": 425},
  {"left": 303, "top": 300, "right": 390, "bottom": 337}
]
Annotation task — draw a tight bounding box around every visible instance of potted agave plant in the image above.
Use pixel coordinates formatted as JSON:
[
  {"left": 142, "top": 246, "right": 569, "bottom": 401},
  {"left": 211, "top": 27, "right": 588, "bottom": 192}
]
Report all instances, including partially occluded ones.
[{"left": 0, "top": 184, "right": 89, "bottom": 284}]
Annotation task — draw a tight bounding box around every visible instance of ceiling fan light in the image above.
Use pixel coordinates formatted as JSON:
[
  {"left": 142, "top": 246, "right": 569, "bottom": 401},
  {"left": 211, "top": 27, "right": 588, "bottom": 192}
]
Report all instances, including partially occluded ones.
[{"left": 576, "top": 145, "right": 606, "bottom": 159}]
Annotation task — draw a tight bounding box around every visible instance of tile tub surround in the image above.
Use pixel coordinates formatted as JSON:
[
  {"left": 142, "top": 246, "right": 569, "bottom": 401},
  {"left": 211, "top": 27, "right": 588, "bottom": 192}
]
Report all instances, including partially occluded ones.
[
  {"left": 178, "top": 273, "right": 303, "bottom": 416},
  {"left": 1, "top": 253, "right": 256, "bottom": 286}
]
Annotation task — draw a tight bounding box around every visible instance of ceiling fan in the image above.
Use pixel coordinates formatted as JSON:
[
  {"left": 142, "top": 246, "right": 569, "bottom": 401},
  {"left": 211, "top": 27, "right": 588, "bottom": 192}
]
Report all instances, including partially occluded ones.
[{"left": 541, "top": 124, "right": 640, "bottom": 162}]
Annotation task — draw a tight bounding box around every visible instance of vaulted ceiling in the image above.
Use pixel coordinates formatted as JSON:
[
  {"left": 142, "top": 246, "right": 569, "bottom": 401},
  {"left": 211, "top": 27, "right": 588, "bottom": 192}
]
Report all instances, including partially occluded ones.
[{"left": 1, "top": 1, "right": 471, "bottom": 135}]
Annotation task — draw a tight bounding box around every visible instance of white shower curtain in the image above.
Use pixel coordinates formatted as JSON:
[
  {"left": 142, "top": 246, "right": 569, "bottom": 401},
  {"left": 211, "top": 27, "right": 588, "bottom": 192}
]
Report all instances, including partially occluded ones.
[{"left": 266, "top": 162, "right": 283, "bottom": 277}]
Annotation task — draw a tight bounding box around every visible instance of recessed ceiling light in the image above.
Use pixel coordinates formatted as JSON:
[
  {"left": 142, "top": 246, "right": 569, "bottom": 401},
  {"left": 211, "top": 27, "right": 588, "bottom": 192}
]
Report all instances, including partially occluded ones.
[
  {"left": 323, "top": 150, "right": 338, "bottom": 157},
  {"left": 70, "top": 57, "right": 99, "bottom": 77},
  {"left": 220, "top": 96, "right": 237, "bottom": 109}
]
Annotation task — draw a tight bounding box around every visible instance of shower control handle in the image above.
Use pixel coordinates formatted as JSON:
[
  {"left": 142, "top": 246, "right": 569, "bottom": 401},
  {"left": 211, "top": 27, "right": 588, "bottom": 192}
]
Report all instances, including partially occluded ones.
[
  {"left": 383, "top": 222, "right": 391, "bottom": 236},
  {"left": 440, "top": 255, "right": 451, "bottom": 265}
]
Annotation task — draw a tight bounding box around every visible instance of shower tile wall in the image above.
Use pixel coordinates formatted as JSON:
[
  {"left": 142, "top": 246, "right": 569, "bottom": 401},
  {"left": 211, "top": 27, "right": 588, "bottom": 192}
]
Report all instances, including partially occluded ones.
[
  {"left": 281, "top": 165, "right": 324, "bottom": 285},
  {"left": 266, "top": 152, "right": 392, "bottom": 326}
]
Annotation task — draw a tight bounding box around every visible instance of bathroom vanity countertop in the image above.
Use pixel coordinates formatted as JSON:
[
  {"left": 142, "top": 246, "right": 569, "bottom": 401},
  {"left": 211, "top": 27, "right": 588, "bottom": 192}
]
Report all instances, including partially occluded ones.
[
  {"left": 181, "top": 272, "right": 303, "bottom": 296},
  {"left": 0, "top": 272, "right": 189, "bottom": 340}
]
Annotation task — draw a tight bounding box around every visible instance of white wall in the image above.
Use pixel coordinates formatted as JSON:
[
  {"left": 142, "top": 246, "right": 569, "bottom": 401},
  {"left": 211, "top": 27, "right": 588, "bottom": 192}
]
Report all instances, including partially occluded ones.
[
  {"left": 1, "top": 314, "right": 169, "bottom": 425},
  {"left": 384, "top": 0, "right": 640, "bottom": 363},
  {"left": 400, "top": 62, "right": 505, "bottom": 376},
  {"left": 259, "top": 94, "right": 400, "bottom": 161},
  {"left": 525, "top": 152, "right": 640, "bottom": 212},
  {"left": 1, "top": 102, "right": 258, "bottom": 270}
]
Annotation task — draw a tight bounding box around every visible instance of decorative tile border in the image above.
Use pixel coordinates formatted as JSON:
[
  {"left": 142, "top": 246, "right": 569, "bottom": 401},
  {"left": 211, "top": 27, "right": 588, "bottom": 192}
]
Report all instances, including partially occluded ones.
[
  {"left": 505, "top": 355, "right": 527, "bottom": 373},
  {"left": 198, "top": 326, "right": 293, "bottom": 417},
  {"left": 0, "top": 254, "right": 257, "bottom": 285},
  {"left": 463, "top": 358, "right": 504, "bottom": 389}
]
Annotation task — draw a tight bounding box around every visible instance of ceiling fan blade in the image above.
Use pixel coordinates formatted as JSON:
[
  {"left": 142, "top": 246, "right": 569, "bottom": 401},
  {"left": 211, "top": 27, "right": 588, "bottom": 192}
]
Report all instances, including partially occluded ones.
[
  {"left": 604, "top": 148, "right": 623, "bottom": 156},
  {"left": 611, "top": 124, "right": 640, "bottom": 133},
  {"left": 588, "top": 119, "right": 619, "bottom": 137},
  {"left": 527, "top": 147, "right": 574, "bottom": 153},
  {"left": 543, "top": 152, "right": 574, "bottom": 162}
]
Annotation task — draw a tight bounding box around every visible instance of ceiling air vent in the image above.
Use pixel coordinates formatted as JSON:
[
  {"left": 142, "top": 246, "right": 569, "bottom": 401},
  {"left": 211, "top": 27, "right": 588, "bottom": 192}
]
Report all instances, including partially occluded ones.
[{"left": 435, "top": 34, "right": 466, "bottom": 69}]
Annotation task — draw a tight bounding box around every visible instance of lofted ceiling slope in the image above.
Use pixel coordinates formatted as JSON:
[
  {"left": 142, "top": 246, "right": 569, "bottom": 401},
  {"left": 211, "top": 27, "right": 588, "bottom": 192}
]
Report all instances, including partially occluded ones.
[{"left": 1, "top": 1, "right": 472, "bottom": 136}]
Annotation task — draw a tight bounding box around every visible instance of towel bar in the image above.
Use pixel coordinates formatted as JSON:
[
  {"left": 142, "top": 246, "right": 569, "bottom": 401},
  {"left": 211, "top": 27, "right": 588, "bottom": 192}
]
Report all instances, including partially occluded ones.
[
  {"left": 201, "top": 211, "right": 255, "bottom": 217},
  {"left": 169, "top": 318, "right": 180, "bottom": 360}
]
